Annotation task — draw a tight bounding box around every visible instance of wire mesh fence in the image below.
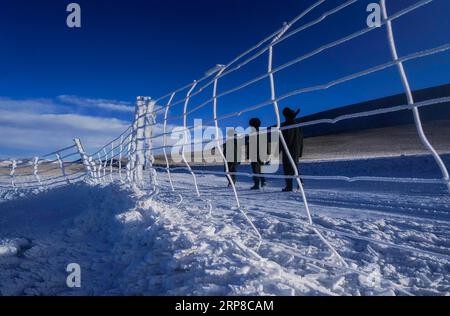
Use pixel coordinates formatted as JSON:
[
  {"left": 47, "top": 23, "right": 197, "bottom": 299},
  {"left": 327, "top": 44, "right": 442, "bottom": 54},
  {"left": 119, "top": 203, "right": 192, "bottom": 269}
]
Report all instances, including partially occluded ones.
[{"left": 1, "top": 0, "right": 449, "bottom": 292}]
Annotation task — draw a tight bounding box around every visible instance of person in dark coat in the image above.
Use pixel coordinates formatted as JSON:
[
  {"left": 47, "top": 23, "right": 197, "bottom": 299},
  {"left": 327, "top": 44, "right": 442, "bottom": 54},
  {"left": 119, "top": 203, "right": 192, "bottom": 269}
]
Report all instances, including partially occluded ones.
[
  {"left": 248, "top": 118, "right": 266, "bottom": 190},
  {"left": 223, "top": 132, "right": 241, "bottom": 186},
  {"left": 280, "top": 107, "right": 304, "bottom": 192}
]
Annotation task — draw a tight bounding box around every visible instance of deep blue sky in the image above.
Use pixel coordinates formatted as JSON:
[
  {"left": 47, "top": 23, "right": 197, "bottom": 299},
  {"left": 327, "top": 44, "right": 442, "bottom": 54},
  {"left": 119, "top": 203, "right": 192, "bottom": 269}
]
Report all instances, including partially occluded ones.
[{"left": 0, "top": 0, "right": 449, "bottom": 156}]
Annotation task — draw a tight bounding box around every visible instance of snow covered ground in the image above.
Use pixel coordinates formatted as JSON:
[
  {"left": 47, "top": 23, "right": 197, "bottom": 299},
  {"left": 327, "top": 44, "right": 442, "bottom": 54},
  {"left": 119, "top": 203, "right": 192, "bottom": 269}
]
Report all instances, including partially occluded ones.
[{"left": 0, "top": 154, "right": 449, "bottom": 296}]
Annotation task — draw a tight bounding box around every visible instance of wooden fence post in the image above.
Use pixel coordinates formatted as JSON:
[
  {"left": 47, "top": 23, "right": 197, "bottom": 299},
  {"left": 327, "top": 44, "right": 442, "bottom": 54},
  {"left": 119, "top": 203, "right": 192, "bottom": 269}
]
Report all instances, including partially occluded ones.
[
  {"left": 110, "top": 141, "right": 114, "bottom": 182},
  {"left": 10, "top": 160, "right": 16, "bottom": 187},
  {"left": 33, "top": 157, "right": 41, "bottom": 185},
  {"left": 56, "top": 153, "right": 71, "bottom": 184},
  {"left": 118, "top": 135, "right": 124, "bottom": 181},
  {"left": 74, "top": 138, "right": 94, "bottom": 181},
  {"left": 144, "top": 98, "right": 157, "bottom": 188},
  {"left": 133, "top": 96, "right": 147, "bottom": 186}
]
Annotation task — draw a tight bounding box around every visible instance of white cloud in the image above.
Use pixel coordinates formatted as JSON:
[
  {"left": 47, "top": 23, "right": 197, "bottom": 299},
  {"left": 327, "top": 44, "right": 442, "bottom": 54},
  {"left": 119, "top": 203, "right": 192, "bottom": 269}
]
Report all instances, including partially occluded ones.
[
  {"left": 0, "top": 97, "right": 62, "bottom": 114},
  {"left": 57, "top": 95, "right": 135, "bottom": 113},
  {"left": 0, "top": 96, "right": 221, "bottom": 159},
  {"left": 0, "top": 96, "right": 133, "bottom": 158},
  {"left": 0, "top": 110, "right": 131, "bottom": 158}
]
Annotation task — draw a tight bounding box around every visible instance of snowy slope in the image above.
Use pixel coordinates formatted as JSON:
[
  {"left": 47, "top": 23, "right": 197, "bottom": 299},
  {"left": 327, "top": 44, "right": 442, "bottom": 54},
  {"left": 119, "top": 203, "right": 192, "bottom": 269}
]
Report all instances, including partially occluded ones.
[{"left": 0, "top": 155, "right": 449, "bottom": 296}]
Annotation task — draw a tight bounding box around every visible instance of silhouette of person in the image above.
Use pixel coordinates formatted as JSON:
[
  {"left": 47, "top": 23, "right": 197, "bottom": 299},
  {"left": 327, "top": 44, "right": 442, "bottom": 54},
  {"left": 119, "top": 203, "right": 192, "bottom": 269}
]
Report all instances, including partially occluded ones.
[
  {"left": 280, "top": 107, "right": 304, "bottom": 192},
  {"left": 223, "top": 132, "right": 241, "bottom": 186},
  {"left": 248, "top": 118, "right": 266, "bottom": 190}
]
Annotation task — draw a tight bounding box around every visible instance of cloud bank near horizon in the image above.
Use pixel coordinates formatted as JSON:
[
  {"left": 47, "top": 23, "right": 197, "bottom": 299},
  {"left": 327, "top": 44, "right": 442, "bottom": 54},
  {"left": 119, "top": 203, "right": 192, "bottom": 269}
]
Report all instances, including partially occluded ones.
[{"left": 0, "top": 96, "right": 134, "bottom": 158}]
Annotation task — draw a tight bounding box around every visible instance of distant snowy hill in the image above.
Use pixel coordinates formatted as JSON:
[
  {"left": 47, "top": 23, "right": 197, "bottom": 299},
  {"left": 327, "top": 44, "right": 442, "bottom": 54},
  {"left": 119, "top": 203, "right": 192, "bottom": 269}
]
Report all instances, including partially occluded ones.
[
  {"left": 300, "top": 84, "right": 450, "bottom": 138},
  {"left": 154, "top": 84, "right": 450, "bottom": 164}
]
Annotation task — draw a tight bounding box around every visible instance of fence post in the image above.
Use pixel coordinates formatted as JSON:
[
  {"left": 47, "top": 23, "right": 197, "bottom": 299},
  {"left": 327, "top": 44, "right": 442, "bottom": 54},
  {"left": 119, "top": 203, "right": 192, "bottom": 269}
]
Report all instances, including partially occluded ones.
[
  {"left": 56, "top": 153, "right": 70, "bottom": 184},
  {"left": 97, "top": 153, "right": 103, "bottom": 182},
  {"left": 33, "top": 157, "right": 41, "bottom": 185},
  {"left": 126, "top": 134, "right": 133, "bottom": 183},
  {"left": 110, "top": 141, "right": 114, "bottom": 182},
  {"left": 118, "top": 135, "right": 124, "bottom": 181},
  {"left": 103, "top": 148, "right": 108, "bottom": 180},
  {"left": 74, "top": 138, "right": 94, "bottom": 181},
  {"left": 88, "top": 156, "right": 99, "bottom": 184},
  {"left": 10, "top": 160, "right": 16, "bottom": 187},
  {"left": 128, "top": 98, "right": 141, "bottom": 183},
  {"left": 133, "top": 96, "right": 147, "bottom": 186},
  {"left": 144, "top": 97, "right": 157, "bottom": 189}
]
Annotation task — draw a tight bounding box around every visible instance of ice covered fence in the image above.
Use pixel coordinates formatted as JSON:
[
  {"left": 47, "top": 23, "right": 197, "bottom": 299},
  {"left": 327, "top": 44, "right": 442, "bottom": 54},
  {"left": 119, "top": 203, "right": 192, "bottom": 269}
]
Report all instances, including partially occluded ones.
[{"left": 1, "top": 0, "right": 450, "bottom": 294}]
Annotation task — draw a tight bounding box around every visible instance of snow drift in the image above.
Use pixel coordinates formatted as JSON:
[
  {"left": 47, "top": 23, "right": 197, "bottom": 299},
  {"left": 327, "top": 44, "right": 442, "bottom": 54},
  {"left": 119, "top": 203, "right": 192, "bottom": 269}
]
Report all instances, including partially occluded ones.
[{"left": 1, "top": 154, "right": 450, "bottom": 295}]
